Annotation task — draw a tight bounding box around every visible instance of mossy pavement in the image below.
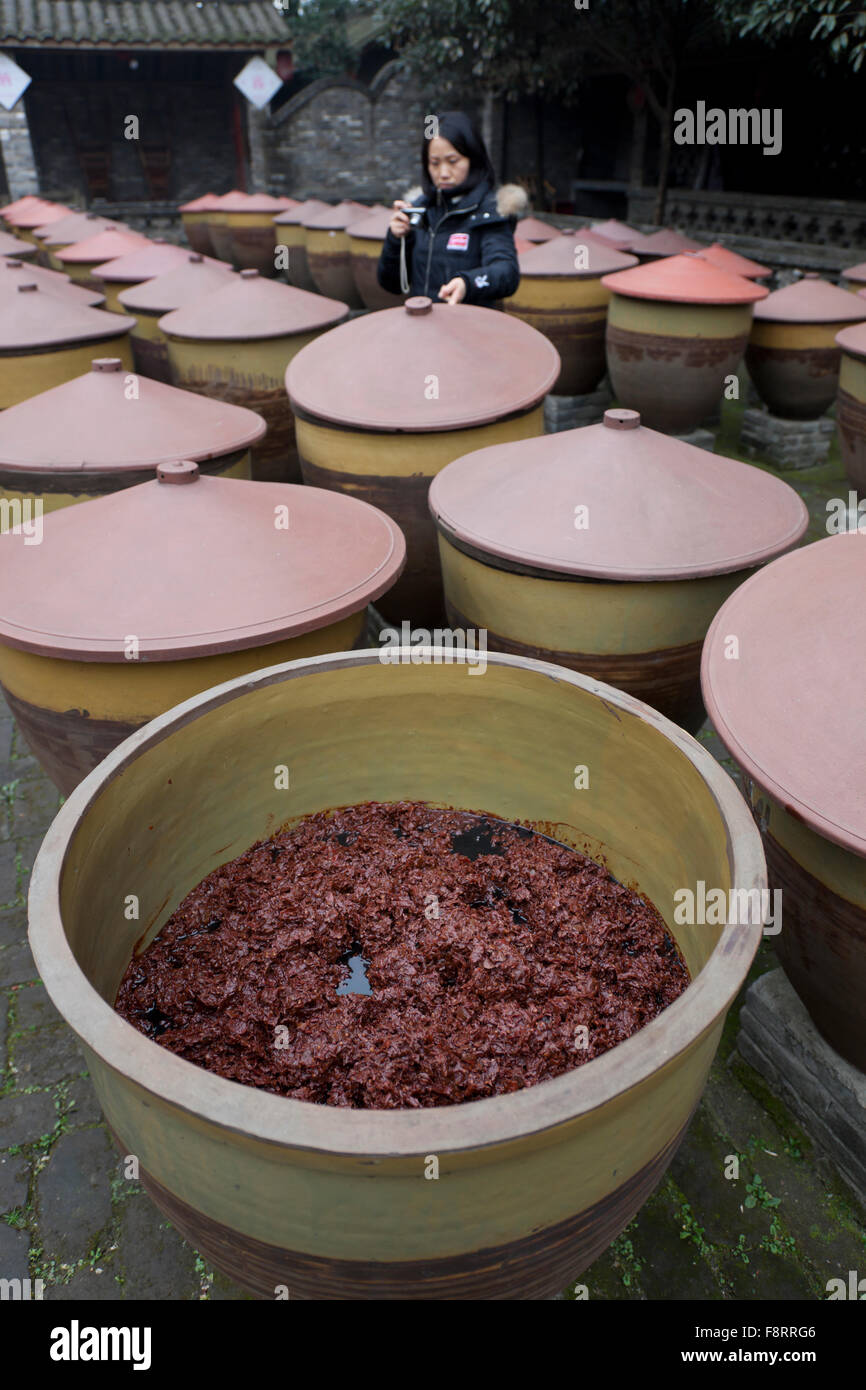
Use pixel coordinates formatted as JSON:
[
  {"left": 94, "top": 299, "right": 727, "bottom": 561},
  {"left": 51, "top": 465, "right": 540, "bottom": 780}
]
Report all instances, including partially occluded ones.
[{"left": 1, "top": 392, "right": 863, "bottom": 1300}]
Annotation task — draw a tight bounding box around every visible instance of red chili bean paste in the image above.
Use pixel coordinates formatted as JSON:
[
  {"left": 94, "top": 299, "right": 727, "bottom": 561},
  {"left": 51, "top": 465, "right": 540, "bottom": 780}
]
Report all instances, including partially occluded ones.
[{"left": 115, "top": 802, "right": 689, "bottom": 1108}]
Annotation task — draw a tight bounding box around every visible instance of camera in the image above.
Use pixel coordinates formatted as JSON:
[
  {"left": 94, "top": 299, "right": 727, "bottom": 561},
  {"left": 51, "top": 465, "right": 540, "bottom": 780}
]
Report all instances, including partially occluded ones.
[{"left": 404, "top": 207, "right": 424, "bottom": 227}]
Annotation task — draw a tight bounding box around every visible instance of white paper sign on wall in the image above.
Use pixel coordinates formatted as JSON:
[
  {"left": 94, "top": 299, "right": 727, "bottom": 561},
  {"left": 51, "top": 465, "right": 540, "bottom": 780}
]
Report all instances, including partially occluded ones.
[
  {"left": 0, "top": 53, "right": 32, "bottom": 112},
  {"left": 233, "top": 57, "right": 282, "bottom": 110}
]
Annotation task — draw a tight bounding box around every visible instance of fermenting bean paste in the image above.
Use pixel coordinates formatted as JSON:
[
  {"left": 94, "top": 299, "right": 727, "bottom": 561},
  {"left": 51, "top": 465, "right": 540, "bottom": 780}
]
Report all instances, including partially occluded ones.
[{"left": 115, "top": 801, "right": 689, "bottom": 1108}]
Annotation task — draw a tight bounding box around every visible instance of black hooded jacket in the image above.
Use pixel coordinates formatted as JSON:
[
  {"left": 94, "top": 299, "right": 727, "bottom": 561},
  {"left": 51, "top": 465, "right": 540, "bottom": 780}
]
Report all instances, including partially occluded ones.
[{"left": 376, "top": 179, "right": 526, "bottom": 307}]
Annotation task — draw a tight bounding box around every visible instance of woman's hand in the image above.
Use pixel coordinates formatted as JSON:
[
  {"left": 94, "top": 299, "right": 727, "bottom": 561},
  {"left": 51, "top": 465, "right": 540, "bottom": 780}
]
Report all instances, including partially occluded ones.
[
  {"left": 439, "top": 277, "right": 467, "bottom": 305},
  {"left": 390, "top": 200, "right": 413, "bottom": 239}
]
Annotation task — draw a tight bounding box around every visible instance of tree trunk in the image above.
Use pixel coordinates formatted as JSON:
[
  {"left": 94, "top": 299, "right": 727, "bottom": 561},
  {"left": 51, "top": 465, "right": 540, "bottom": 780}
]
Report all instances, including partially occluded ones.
[
  {"left": 629, "top": 105, "right": 647, "bottom": 190},
  {"left": 652, "top": 73, "right": 676, "bottom": 225},
  {"left": 535, "top": 91, "right": 546, "bottom": 210}
]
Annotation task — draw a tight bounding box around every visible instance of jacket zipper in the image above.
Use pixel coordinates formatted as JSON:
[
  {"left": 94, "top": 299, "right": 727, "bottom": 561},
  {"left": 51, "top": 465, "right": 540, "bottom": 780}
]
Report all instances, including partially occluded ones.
[{"left": 422, "top": 188, "right": 484, "bottom": 298}]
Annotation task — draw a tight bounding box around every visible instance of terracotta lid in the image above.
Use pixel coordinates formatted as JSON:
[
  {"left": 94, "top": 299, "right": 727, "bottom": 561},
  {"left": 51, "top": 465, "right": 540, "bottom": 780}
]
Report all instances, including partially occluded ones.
[
  {"left": 5, "top": 202, "right": 71, "bottom": 229},
  {"left": 303, "top": 201, "right": 369, "bottom": 230},
  {"left": 212, "top": 190, "right": 254, "bottom": 214},
  {"left": 57, "top": 228, "right": 151, "bottom": 265},
  {"left": 118, "top": 255, "right": 235, "bottom": 313},
  {"left": 701, "top": 533, "right": 866, "bottom": 856},
  {"left": 0, "top": 284, "right": 135, "bottom": 351},
  {"left": 224, "top": 192, "right": 289, "bottom": 214},
  {"left": 346, "top": 208, "right": 393, "bottom": 241},
  {"left": 160, "top": 269, "right": 349, "bottom": 341},
  {"left": 287, "top": 296, "right": 561, "bottom": 432},
  {"left": 0, "top": 258, "right": 105, "bottom": 307},
  {"left": 601, "top": 253, "right": 768, "bottom": 305},
  {"left": 0, "top": 230, "right": 36, "bottom": 257},
  {"left": 628, "top": 228, "right": 705, "bottom": 256},
  {"left": 93, "top": 241, "right": 207, "bottom": 284},
  {"left": 842, "top": 261, "right": 866, "bottom": 284},
  {"left": 590, "top": 219, "right": 640, "bottom": 245},
  {"left": 274, "top": 199, "right": 330, "bottom": 226},
  {"left": 514, "top": 237, "right": 533, "bottom": 255},
  {"left": 0, "top": 470, "right": 406, "bottom": 662},
  {"left": 696, "top": 243, "right": 770, "bottom": 279},
  {"left": 0, "top": 357, "right": 266, "bottom": 472},
  {"left": 517, "top": 234, "right": 638, "bottom": 277},
  {"left": 753, "top": 273, "right": 866, "bottom": 324},
  {"left": 515, "top": 217, "right": 560, "bottom": 243},
  {"left": 178, "top": 192, "right": 217, "bottom": 212},
  {"left": 429, "top": 408, "right": 808, "bottom": 581},
  {"left": 835, "top": 321, "right": 866, "bottom": 361},
  {"left": 0, "top": 195, "right": 43, "bottom": 216},
  {"left": 275, "top": 196, "right": 301, "bottom": 210},
  {"left": 35, "top": 211, "right": 115, "bottom": 245}
]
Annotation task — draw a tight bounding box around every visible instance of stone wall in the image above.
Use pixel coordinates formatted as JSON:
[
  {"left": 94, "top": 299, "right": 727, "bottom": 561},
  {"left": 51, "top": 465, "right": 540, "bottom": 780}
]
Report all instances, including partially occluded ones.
[
  {"left": 0, "top": 104, "right": 39, "bottom": 200},
  {"left": 261, "top": 61, "right": 441, "bottom": 204}
]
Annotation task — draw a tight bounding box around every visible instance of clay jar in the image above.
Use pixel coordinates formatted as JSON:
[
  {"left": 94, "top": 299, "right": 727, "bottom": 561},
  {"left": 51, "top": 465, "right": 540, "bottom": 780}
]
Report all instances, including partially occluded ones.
[
  {"left": 0, "top": 282, "right": 134, "bottom": 409},
  {"left": 695, "top": 243, "right": 770, "bottom": 281},
  {"left": 429, "top": 408, "right": 808, "bottom": 731},
  {"left": 588, "top": 220, "right": 640, "bottom": 250},
  {"left": 28, "top": 648, "right": 764, "bottom": 1299},
  {"left": 226, "top": 194, "right": 299, "bottom": 275},
  {"left": 745, "top": 274, "right": 866, "bottom": 420},
  {"left": 303, "top": 200, "right": 370, "bottom": 307},
  {"left": 286, "top": 295, "right": 560, "bottom": 625},
  {"left": 514, "top": 216, "right": 560, "bottom": 244},
  {"left": 92, "top": 240, "right": 206, "bottom": 314},
  {"left": 34, "top": 211, "right": 116, "bottom": 270},
  {"left": 627, "top": 228, "right": 705, "bottom": 261},
  {"left": 347, "top": 208, "right": 405, "bottom": 310},
  {"left": 504, "top": 232, "right": 637, "bottom": 395},
  {"left": 1, "top": 257, "right": 105, "bottom": 307},
  {"left": 178, "top": 193, "right": 219, "bottom": 255},
  {"left": 161, "top": 268, "right": 349, "bottom": 483},
  {"left": 702, "top": 533, "right": 866, "bottom": 1070},
  {"left": 273, "top": 199, "right": 330, "bottom": 291},
  {"left": 835, "top": 321, "right": 866, "bottom": 492},
  {"left": 3, "top": 200, "right": 71, "bottom": 246},
  {"left": 840, "top": 261, "right": 866, "bottom": 295},
  {"left": 0, "top": 228, "right": 37, "bottom": 259},
  {"left": 0, "top": 357, "right": 263, "bottom": 524},
  {"left": 118, "top": 254, "right": 235, "bottom": 383},
  {"left": 0, "top": 466, "right": 405, "bottom": 793},
  {"left": 602, "top": 253, "right": 768, "bottom": 434},
  {"left": 207, "top": 190, "right": 252, "bottom": 263},
  {"left": 56, "top": 227, "right": 152, "bottom": 289}
]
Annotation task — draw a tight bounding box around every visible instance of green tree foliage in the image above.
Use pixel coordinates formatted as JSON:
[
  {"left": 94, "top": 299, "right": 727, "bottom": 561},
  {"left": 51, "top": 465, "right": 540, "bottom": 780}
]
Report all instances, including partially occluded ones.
[
  {"left": 277, "top": 0, "right": 374, "bottom": 79},
  {"left": 732, "top": 1, "right": 866, "bottom": 72}
]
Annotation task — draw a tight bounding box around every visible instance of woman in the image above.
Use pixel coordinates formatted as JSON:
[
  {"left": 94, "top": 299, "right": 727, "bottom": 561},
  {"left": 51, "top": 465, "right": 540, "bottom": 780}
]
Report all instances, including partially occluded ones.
[{"left": 377, "top": 110, "right": 528, "bottom": 307}]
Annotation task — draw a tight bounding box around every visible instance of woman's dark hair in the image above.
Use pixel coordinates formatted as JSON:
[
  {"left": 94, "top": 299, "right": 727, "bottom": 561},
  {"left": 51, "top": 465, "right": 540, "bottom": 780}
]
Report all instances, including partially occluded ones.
[{"left": 419, "top": 110, "right": 495, "bottom": 198}]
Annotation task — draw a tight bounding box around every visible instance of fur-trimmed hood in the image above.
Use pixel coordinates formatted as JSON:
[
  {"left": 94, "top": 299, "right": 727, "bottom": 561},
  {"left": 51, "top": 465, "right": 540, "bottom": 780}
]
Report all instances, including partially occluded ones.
[{"left": 402, "top": 182, "right": 529, "bottom": 219}]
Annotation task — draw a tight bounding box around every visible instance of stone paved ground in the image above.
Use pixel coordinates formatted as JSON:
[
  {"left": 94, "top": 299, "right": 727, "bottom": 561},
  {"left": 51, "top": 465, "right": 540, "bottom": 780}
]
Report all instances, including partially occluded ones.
[{"left": 1, "top": 399, "right": 864, "bottom": 1300}]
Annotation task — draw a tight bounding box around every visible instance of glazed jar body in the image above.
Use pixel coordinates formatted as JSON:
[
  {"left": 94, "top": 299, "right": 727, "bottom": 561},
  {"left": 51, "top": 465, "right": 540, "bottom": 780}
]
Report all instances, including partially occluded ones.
[
  {"left": 349, "top": 234, "right": 404, "bottom": 310},
  {"left": 296, "top": 407, "right": 546, "bottom": 626},
  {"left": 437, "top": 535, "right": 746, "bottom": 732},
  {"left": 749, "top": 786, "right": 866, "bottom": 1071},
  {"left": 274, "top": 224, "right": 318, "bottom": 292},
  {"left": 836, "top": 350, "right": 866, "bottom": 491},
  {"left": 745, "top": 319, "right": 847, "bottom": 419},
  {"left": 504, "top": 275, "right": 610, "bottom": 395},
  {"left": 226, "top": 212, "right": 279, "bottom": 276},
  {"left": 306, "top": 228, "right": 365, "bottom": 308},
  {"left": 606, "top": 295, "right": 753, "bottom": 433},
  {"left": 0, "top": 336, "right": 134, "bottom": 409},
  {"left": 29, "top": 653, "right": 763, "bottom": 1298},
  {"left": 181, "top": 211, "right": 214, "bottom": 256},
  {"left": 0, "top": 612, "right": 365, "bottom": 794},
  {"left": 166, "top": 332, "right": 322, "bottom": 483},
  {"left": 0, "top": 449, "right": 250, "bottom": 532}
]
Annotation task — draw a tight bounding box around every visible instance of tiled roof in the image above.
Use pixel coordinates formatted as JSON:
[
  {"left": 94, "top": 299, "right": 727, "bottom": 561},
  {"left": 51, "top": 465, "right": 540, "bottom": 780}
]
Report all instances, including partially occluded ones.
[{"left": 0, "top": 0, "right": 291, "bottom": 50}]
